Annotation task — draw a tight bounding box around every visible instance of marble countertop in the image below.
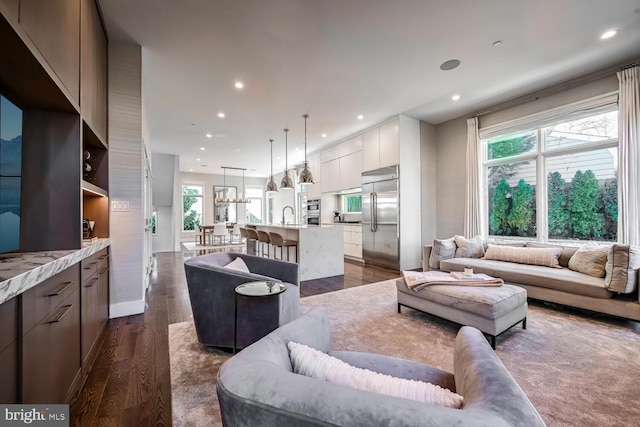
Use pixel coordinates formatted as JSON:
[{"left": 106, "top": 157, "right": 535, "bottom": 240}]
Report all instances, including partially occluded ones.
[{"left": 0, "top": 238, "right": 111, "bottom": 305}]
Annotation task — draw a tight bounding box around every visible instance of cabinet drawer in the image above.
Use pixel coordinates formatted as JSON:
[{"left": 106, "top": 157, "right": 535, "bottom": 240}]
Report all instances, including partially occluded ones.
[
  {"left": 0, "top": 341, "right": 18, "bottom": 403},
  {"left": 96, "top": 248, "right": 109, "bottom": 271},
  {"left": 23, "top": 286, "right": 81, "bottom": 404},
  {"left": 81, "top": 253, "right": 99, "bottom": 282},
  {"left": 22, "top": 264, "right": 80, "bottom": 335}
]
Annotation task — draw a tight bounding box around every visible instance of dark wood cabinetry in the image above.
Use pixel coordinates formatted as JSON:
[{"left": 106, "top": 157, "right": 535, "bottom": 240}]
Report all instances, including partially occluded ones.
[
  {"left": 81, "top": 0, "right": 107, "bottom": 143},
  {"left": 19, "top": 0, "right": 81, "bottom": 105},
  {"left": 22, "top": 264, "right": 82, "bottom": 404},
  {"left": 0, "top": 297, "right": 18, "bottom": 403},
  {"left": 81, "top": 248, "right": 109, "bottom": 372}
]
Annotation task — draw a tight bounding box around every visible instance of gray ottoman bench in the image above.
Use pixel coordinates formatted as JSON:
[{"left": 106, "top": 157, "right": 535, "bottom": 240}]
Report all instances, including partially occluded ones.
[{"left": 396, "top": 278, "right": 527, "bottom": 348}]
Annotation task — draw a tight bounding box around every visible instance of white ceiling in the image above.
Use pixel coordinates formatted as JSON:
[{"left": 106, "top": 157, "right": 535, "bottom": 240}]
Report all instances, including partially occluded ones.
[{"left": 98, "top": 0, "right": 640, "bottom": 178}]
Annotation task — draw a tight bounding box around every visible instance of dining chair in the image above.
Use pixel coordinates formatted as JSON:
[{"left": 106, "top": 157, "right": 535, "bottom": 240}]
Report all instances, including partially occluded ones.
[
  {"left": 230, "top": 224, "right": 243, "bottom": 243},
  {"left": 212, "top": 223, "right": 228, "bottom": 245}
]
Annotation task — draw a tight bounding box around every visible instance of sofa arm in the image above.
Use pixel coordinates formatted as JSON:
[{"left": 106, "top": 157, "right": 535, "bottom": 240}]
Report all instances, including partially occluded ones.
[
  {"left": 423, "top": 245, "right": 433, "bottom": 271},
  {"left": 454, "top": 326, "right": 546, "bottom": 427}
]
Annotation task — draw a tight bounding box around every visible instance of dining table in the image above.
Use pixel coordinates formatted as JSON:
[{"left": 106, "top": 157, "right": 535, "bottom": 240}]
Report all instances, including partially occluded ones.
[{"left": 199, "top": 224, "right": 235, "bottom": 245}]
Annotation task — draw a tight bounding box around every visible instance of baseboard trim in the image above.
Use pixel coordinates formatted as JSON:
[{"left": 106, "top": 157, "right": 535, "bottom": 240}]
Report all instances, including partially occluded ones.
[{"left": 109, "top": 298, "right": 145, "bottom": 318}]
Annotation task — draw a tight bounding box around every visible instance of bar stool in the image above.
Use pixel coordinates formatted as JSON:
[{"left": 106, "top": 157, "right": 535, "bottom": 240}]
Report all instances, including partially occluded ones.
[
  {"left": 256, "top": 230, "right": 272, "bottom": 258},
  {"left": 239, "top": 226, "right": 248, "bottom": 244},
  {"left": 268, "top": 232, "right": 298, "bottom": 262},
  {"left": 245, "top": 228, "right": 259, "bottom": 255}
]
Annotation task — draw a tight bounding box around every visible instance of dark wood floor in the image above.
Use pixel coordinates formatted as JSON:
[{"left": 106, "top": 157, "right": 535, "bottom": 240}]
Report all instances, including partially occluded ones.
[{"left": 69, "top": 250, "right": 400, "bottom": 426}]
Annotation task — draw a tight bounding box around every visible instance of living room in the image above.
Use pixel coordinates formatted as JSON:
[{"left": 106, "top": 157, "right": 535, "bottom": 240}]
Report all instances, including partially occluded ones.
[{"left": 1, "top": 1, "right": 640, "bottom": 426}]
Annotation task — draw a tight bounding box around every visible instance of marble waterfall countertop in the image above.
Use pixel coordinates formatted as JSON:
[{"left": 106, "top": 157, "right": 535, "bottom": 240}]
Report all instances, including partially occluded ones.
[{"left": 0, "top": 238, "right": 111, "bottom": 305}]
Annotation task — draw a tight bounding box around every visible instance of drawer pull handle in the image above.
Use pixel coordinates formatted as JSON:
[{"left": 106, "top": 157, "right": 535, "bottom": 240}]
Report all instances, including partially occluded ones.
[
  {"left": 83, "top": 262, "right": 98, "bottom": 269},
  {"left": 99, "top": 267, "right": 109, "bottom": 274},
  {"left": 48, "top": 281, "right": 73, "bottom": 297},
  {"left": 98, "top": 255, "right": 108, "bottom": 259},
  {"left": 84, "top": 277, "right": 99, "bottom": 288},
  {"left": 47, "top": 305, "right": 73, "bottom": 324}
]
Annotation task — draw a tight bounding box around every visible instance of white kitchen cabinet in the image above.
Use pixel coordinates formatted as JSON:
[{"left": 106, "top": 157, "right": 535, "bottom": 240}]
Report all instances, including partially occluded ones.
[
  {"left": 363, "top": 128, "right": 380, "bottom": 172},
  {"left": 343, "top": 224, "right": 363, "bottom": 259},
  {"left": 379, "top": 120, "right": 399, "bottom": 168},
  {"left": 339, "top": 151, "right": 363, "bottom": 190},
  {"left": 321, "top": 158, "right": 340, "bottom": 193},
  {"left": 311, "top": 153, "right": 322, "bottom": 183},
  {"left": 307, "top": 182, "right": 321, "bottom": 199},
  {"left": 340, "top": 135, "right": 363, "bottom": 157},
  {"left": 321, "top": 144, "right": 341, "bottom": 163},
  {"left": 362, "top": 119, "right": 399, "bottom": 172}
]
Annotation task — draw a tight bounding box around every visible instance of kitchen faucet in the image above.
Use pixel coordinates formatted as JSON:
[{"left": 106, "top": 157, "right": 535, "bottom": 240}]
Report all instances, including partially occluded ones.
[{"left": 282, "top": 205, "right": 294, "bottom": 225}]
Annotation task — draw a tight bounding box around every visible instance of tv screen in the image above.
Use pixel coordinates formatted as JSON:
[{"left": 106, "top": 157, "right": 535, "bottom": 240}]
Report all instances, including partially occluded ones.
[{"left": 0, "top": 95, "right": 23, "bottom": 254}]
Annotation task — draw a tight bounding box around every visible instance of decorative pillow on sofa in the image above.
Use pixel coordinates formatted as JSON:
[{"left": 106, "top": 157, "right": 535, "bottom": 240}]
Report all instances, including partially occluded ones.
[
  {"left": 483, "top": 244, "right": 562, "bottom": 268},
  {"left": 223, "top": 257, "right": 250, "bottom": 273},
  {"left": 604, "top": 244, "right": 640, "bottom": 294},
  {"left": 525, "top": 242, "right": 579, "bottom": 268},
  {"left": 428, "top": 237, "right": 457, "bottom": 270},
  {"left": 568, "top": 243, "right": 609, "bottom": 278},
  {"left": 454, "top": 235, "right": 485, "bottom": 258},
  {"left": 288, "top": 341, "right": 464, "bottom": 409}
]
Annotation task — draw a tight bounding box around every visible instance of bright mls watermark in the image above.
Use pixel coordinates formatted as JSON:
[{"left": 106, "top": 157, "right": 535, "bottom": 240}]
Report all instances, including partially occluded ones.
[{"left": 1, "top": 405, "right": 68, "bottom": 426}]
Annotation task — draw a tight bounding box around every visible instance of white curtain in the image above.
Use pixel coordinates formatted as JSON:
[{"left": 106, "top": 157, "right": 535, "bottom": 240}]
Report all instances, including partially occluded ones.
[
  {"left": 617, "top": 66, "right": 640, "bottom": 246},
  {"left": 464, "top": 117, "right": 481, "bottom": 237}
]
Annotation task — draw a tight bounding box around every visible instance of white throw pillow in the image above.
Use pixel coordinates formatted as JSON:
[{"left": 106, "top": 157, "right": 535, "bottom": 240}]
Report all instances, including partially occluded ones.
[
  {"left": 288, "top": 341, "right": 464, "bottom": 409},
  {"left": 223, "top": 257, "right": 250, "bottom": 273}
]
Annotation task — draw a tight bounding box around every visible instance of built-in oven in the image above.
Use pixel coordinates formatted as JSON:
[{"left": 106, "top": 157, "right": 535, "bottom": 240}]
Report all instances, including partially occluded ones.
[{"left": 307, "top": 198, "right": 320, "bottom": 225}]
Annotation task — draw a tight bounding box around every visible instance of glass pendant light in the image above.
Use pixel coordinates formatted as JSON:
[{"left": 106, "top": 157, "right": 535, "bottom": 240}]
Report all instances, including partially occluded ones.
[
  {"left": 298, "top": 114, "right": 314, "bottom": 185},
  {"left": 265, "top": 139, "right": 278, "bottom": 193},
  {"left": 280, "top": 128, "right": 294, "bottom": 190},
  {"left": 240, "top": 168, "right": 250, "bottom": 203}
]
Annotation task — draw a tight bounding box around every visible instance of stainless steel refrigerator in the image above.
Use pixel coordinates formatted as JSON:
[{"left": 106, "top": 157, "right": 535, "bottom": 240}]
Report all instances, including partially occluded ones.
[{"left": 362, "top": 165, "right": 399, "bottom": 270}]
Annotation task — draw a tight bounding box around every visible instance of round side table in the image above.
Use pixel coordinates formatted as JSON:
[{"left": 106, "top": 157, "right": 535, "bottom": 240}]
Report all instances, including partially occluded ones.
[{"left": 234, "top": 281, "right": 287, "bottom": 353}]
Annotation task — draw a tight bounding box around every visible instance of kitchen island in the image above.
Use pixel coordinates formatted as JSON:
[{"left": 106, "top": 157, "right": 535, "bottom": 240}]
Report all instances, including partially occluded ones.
[{"left": 252, "top": 224, "right": 343, "bottom": 281}]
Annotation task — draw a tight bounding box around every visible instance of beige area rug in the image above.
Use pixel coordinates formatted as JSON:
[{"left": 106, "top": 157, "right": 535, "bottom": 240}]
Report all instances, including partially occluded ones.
[{"left": 169, "top": 279, "right": 640, "bottom": 427}]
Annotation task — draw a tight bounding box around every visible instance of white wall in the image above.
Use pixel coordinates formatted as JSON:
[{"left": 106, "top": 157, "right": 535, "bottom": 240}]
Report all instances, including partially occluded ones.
[
  {"left": 398, "top": 115, "right": 422, "bottom": 270},
  {"left": 151, "top": 152, "right": 178, "bottom": 253},
  {"left": 108, "top": 42, "right": 145, "bottom": 318},
  {"left": 434, "top": 116, "right": 467, "bottom": 239},
  {"left": 420, "top": 121, "right": 437, "bottom": 246}
]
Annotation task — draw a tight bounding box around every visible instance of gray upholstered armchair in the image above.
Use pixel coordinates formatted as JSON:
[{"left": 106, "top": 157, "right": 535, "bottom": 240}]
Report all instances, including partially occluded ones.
[
  {"left": 217, "top": 309, "right": 546, "bottom": 427},
  {"left": 184, "top": 252, "right": 300, "bottom": 350}
]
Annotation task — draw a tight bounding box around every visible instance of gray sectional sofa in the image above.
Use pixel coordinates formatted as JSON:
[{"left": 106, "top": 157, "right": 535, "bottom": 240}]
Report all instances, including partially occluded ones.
[
  {"left": 217, "top": 308, "right": 546, "bottom": 427},
  {"left": 423, "top": 242, "right": 640, "bottom": 322}
]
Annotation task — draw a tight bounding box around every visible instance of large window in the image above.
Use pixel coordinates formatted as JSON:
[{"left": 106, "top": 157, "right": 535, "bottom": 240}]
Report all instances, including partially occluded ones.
[
  {"left": 245, "top": 187, "right": 263, "bottom": 224},
  {"left": 183, "top": 183, "right": 204, "bottom": 231},
  {"left": 484, "top": 109, "right": 618, "bottom": 242}
]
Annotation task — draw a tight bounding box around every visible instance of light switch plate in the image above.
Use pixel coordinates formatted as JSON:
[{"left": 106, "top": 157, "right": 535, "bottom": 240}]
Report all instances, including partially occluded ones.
[{"left": 111, "top": 201, "right": 130, "bottom": 212}]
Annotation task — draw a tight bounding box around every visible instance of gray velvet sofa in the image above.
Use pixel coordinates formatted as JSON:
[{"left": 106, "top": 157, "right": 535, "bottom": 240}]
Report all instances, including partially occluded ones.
[
  {"left": 423, "top": 243, "right": 640, "bottom": 322},
  {"left": 184, "top": 252, "right": 300, "bottom": 350},
  {"left": 217, "top": 308, "right": 545, "bottom": 427}
]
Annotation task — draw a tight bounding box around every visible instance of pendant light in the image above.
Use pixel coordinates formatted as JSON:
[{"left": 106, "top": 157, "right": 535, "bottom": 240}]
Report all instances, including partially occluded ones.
[
  {"left": 216, "top": 167, "right": 229, "bottom": 205},
  {"left": 265, "top": 139, "right": 278, "bottom": 193},
  {"left": 298, "top": 114, "right": 314, "bottom": 185},
  {"left": 280, "top": 128, "right": 294, "bottom": 190}
]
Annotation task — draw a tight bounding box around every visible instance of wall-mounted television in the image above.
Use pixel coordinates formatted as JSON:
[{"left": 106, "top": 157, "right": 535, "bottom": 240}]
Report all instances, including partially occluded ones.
[{"left": 0, "top": 95, "right": 23, "bottom": 254}]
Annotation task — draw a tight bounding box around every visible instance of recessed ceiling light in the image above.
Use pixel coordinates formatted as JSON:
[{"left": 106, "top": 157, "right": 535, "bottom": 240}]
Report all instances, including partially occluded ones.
[
  {"left": 277, "top": 156, "right": 281, "bottom": 160},
  {"left": 217, "top": 112, "right": 225, "bottom": 118},
  {"left": 295, "top": 147, "right": 299, "bottom": 151},
  {"left": 321, "top": 133, "right": 327, "bottom": 138},
  {"left": 196, "top": 158, "right": 200, "bottom": 161},
  {"left": 440, "top": 59, "right": 461, "bottom": 71},
  {"left": 234, "top": 81, "right": 244, "bottom": 89},
  {"left": 189, "top": 169, "right": 193, "bottom": 172},
  {"left": 601, "top": 29, "right": 618, "bottom": 39},
  {"left": 492, "top": 40, "right": 502, "bottom": 47},
  {"left": 206, "top": 133, "right": 212, "bottom": 138},
  {"left": 357, "top": 115, "right": 364, "bottom": 120},
  {"left": 200, "top": 147, "right": 205, "bottom": 151},
  {"left": 452, "top": 94, "right": 461, "bottom": 101}
]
